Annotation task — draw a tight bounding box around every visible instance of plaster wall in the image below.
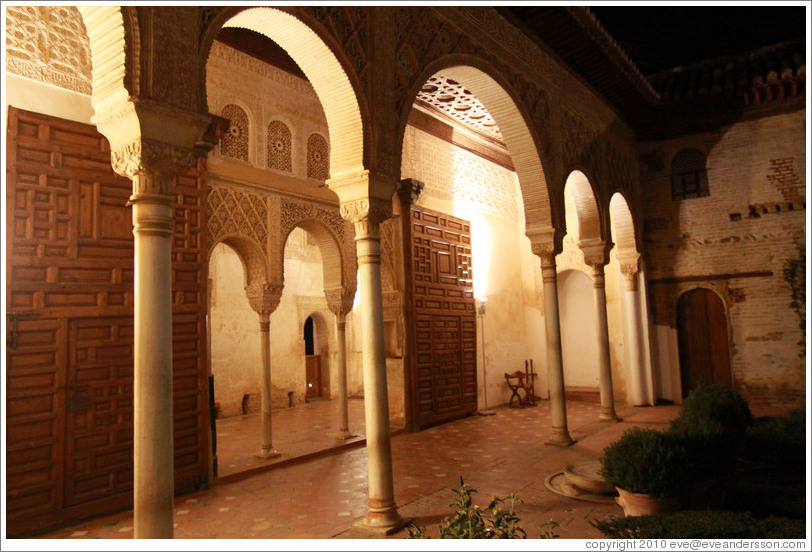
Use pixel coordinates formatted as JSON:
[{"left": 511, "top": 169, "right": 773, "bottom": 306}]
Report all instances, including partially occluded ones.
[
  {"left": 641, "top": 110, "right": 806, "bottom": 410},
  {"left": 208, "top": 243, "right": 262, "bottom": 417}
]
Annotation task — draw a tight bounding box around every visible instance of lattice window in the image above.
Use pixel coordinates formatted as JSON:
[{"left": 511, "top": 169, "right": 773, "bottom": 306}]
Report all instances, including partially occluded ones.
[
  {"left": 307, "top": 133, "right": 329, "bottom": 180},
  {"left": 220, "top": 104, "right": 249, "bottom": 161},
  {"left": 266, "top": 120, "right": 292, "bottom": 173},
  {"left": 671, "top": 149, "right": 709, "bottom": 200}
]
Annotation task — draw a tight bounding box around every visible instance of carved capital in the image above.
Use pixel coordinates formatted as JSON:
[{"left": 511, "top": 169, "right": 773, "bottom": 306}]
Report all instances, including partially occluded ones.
[
  {"left": 325, "top": 287, "right": 356, "bottom": 317},
  {"left": 397, "top": 178, "right": 425, "bottom": 205},
  {"left": 618, "top": 252, "right": 641, "bottom": 280},
  {"left": 245, "top": 283, "right": 284, "bottom": 316},
  {"left": 339, "top": 197, "right": 392, "bottom": 226},
  {"left": 580, "top": 239, "right": 611, "bottom": 269},
  {"left": 112, "top": 139, "right": 195, "bottom": 196}
]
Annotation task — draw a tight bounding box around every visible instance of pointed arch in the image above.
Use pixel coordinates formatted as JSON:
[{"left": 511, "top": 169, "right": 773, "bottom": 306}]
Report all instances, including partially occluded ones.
[{"left": 215, "top": 8, "right": 365, "bottom": 181}]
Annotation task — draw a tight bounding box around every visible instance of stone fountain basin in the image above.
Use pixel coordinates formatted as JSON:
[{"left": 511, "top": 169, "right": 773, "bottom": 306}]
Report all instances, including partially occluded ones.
[{"left": 563, "top": 460, "right": 615, "bottom": 494}]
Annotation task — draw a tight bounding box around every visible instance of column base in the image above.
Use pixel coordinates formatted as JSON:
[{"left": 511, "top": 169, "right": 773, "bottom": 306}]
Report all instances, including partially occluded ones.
[
  {"left": 253, "top": 447, "right": 280, "bottom": 460},
  {"left": 335, "top": 429, "right": 357, "bottom": 440},
  {"left": 354, "top": 506, "right": 411, "bottom": 535},
  {"left": 545, "top": 426, "right": 575, "bottom": 447},
  {"left": 599, "top": 408, "right": 621, "bottom": 422}
]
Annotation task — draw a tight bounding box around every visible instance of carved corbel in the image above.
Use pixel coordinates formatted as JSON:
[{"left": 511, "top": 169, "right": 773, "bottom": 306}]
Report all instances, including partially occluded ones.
[
  {"left": 617, "top": 251, "right": 641, "bottom": 279},
  {"left": 245, "top": 282, "right": 285, "bottom": 318},
  {"left": 580, "top": 239, "right": 612, "bottom": 278},
  {"left": 397, "top": 178, "right": 424, "bottom": 206},
  {"left": 195, "top": 114, "right": 230, "bottom": 157}
]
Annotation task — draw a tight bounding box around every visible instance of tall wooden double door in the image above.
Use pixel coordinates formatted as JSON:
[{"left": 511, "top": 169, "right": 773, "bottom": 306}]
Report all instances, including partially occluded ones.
[{"left": 402, "top": 206, "right": 477, "bottom": 429}]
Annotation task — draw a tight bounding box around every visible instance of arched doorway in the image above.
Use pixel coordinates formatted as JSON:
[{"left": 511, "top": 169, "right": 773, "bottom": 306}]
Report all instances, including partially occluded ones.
[
  {"left": 304, "top": 315, "right": 321, "bottom": 399},
  {"left": 677, "top": 288, "right": 732, "bottom": 396}
]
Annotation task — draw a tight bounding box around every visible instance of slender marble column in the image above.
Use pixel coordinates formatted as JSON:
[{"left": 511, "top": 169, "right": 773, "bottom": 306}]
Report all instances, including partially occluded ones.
[
  {"left": 623, "top": 270, "right": 649, "bottom": 406},
  {"left": 131, "top": 183, "right": 175, "bottom": 539},
  {"left": 353, "top": 216, "right": 404, "bottom": 530},
  {"left": 591, "top": 266, "right": 619, "bottom": 421},
  {"left": 539, "top": 253, "right": 574, "bottom": 446},
  {"left": 247, "top": 285, "right": 282, "bottom": 459},
  {"left": 334, "top": 314, "right": 354, "bottom": 440},
  {"left": 255, "top": 315, "right": 279, "bottom": 458}
]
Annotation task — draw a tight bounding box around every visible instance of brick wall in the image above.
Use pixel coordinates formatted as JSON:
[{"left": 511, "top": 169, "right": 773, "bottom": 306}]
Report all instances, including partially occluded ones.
[{"left": 640, "top": 110, "right": 806, "bottom": 411}]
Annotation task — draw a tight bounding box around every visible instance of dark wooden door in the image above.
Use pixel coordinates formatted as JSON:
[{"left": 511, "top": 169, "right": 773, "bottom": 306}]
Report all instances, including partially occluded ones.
[
  {"left": 677, "top": 288, "right": 733, "bottom": 396},
  {"left": 403, "top": 207, "right": 477, "bottom": 428},
  {"left": 5, "top": 107, "right": 210, "bottom": 537},
  {"left": 306, "top": 355, "right": 321, "bottom": 398}
]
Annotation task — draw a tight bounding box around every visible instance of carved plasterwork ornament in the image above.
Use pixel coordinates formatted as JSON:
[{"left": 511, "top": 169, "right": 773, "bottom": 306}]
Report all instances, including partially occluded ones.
[
  {"left": 528, "top": 228, "right": 563, "bottom": 266},
  {"left": 417, "top": 75, "right": 502, "bottom": 141},
  {"left": 208, "top": 186, "right": 268, "bottom": 247}
]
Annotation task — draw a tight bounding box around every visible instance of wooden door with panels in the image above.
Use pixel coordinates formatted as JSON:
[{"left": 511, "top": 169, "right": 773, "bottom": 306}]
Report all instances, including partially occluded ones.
[
  {"left": 5, "top": 107, "right": 210, "bottom": 537},
  {"left": 402, "top": 206, "right": 477, "bottom": 429},
  {"left": 676, "top": 288, "right": 733, "bottom": 396}
]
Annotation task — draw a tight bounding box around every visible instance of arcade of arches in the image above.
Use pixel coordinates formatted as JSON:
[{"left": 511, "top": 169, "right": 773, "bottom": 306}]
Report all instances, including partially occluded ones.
[{"left": 4, "top": 5, "right": 806, "bottom": 539}]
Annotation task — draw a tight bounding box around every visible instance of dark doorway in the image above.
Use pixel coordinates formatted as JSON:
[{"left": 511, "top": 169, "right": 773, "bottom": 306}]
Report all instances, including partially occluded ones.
[
  {"left": 304, "top": 316, "right": 321, "bottom": 398},
  {"left": 676, "top": 288, "right": 733, "bottom": 396}
]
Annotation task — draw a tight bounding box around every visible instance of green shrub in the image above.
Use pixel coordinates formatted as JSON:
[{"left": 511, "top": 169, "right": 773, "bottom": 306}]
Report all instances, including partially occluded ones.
[
  {"left": 671, "top": 384, "right": 753, "bottom": 437},
  {"left": 407, "top": 477, "right": 528, "bottom": 539},
  {"left": 742, "top": 408, "right": 806, "bottom": 468},
  {"left": 600, "top": 427, "right": 691, "bottom": 498},
  {"left": 669, "top": 418, "right": 737, "bottom": 480},
  {"left": 591, "top": 510, "right": 805, "bottom": 539}
]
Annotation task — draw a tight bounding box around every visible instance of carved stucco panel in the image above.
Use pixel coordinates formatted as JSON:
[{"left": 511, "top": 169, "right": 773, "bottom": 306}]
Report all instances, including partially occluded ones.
[
  {"left": 5, "top": 5, "right": 92, "bottom": 94},
  {"left": 207, "top": 185, "right": 269, "bottom": 247}
]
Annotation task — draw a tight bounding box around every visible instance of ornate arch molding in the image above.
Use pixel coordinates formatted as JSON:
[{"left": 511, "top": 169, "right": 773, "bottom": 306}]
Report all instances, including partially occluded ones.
[
  {"left": 564, "top": 169, "right": 605, "bottom": 244},
  {"left": 279, "top": 201, "right": 357, "bottom": 300},
  {"left": 198, "top": 6, "right": 369, "bottom": 182},
  {"left": 609, "top": 192, "right": 641, "bottom": 273},
  {"left": 78, "top": 6, "right": 136, "bottom": 111}
]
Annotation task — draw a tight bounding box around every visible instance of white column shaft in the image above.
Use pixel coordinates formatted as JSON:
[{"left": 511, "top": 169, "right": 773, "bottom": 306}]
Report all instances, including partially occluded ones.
[
  {"left": 541, "top": 260, "right": 573, "bottom": 445},
  {"left": 593, "top": 271, "right": 618, "bottom": 420},
  {"left": 259, "top": 317, "right": 275, "bottom": 454},
  {"left": 623, "top": 275, "right": 648, "bottom": 405},
  {"left": 132, "top": 199, "right": 175, "bottom": 539},
  {"left": 336, "top": 316, "right": 352, "bottom": 438}
]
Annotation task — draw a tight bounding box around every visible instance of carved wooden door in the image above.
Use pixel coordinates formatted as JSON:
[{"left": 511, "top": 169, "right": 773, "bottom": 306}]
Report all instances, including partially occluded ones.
[
  {"left": 403, "top": 206, "right": 477, "bottom": 429},
  {"left": 5, "top": 107, "right": 210, "bottom": 536},
  {"left": 306, "top": 355, "right": 321, "bottom": 398},
  {"left": 677, "top": 288, "right": 733, "bottom": 396}
]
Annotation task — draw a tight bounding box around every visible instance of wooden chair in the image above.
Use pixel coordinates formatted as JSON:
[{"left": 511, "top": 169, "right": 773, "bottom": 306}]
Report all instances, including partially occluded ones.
[{"left": 504, "top": 361, "right": 538, "bottom": 407}]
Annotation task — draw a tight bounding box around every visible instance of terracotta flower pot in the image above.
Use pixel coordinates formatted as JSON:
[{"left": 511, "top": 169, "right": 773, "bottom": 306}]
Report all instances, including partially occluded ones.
[{"left": 615, "top": 486, "right": 681, "bottom": 517}]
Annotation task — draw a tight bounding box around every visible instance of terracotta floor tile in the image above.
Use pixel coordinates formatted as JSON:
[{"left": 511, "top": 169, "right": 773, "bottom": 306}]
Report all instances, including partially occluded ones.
[{"left": 31, "top": 399, "right": 681, "bottom": 541}]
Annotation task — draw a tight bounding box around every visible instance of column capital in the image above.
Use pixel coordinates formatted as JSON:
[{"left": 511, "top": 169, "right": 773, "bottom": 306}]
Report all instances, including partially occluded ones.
[
  {"left": 113, "top": 139, "right": 196, "bottom": 198},
  {"left": 245, "top": 283, "right": 284, "bottom": 317},
  {"left": 325, "top": 287, "right": 356, "bottom": 318},
  {"left": 396, "top": 178, "right": 425, "bottom": 205},
  {"left": 527, "top": 227, "right": 563, "bottom": 266},
  {"left": 618, "top": 251, "right": 641, "bottom": 279},
  {"left": 580, "top": 239, "right": 611, "bottom": 270},
  {"left": 340, "top": 197, "right": 393, "bottom": 227}
]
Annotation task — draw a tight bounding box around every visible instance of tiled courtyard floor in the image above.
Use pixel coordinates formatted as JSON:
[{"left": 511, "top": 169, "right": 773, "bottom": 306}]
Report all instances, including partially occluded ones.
[{"left": 29, "top": 398, "right": 684, "bottom": 543}]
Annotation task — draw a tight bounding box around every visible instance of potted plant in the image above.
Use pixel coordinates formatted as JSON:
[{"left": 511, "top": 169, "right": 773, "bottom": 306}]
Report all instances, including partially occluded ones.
[{"left": 600, "top": 427, "right": 691, "bottom": 516}]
